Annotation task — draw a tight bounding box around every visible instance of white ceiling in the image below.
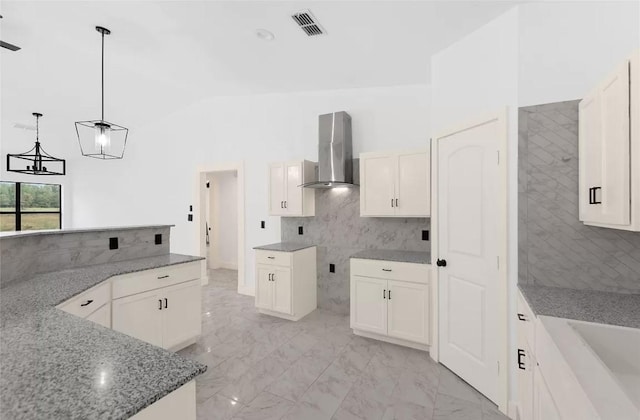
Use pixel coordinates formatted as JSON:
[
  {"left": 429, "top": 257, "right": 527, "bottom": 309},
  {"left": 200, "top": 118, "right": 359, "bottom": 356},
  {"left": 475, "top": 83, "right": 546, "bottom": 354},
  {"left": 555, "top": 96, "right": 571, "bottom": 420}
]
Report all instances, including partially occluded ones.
[{"left": 1, "top": 0, "right": 518, "bottom": 144}]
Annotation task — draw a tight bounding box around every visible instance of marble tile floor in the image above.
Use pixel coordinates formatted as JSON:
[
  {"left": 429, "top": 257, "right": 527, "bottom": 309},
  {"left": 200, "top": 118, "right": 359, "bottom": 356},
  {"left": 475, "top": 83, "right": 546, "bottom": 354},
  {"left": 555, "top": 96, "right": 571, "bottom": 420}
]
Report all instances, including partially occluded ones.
[{"left": 178, "top": 272, "right": 508, "bottom": 420}]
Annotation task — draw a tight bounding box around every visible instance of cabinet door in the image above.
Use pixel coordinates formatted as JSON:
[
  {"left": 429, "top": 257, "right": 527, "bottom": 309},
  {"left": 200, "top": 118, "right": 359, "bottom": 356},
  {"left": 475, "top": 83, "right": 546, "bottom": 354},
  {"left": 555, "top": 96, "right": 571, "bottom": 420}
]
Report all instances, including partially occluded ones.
[
  {"left": 161, "top": 279, "right": 202, "bottom": 350},
  {"left": 361, "top": 154, "right": 395, "bottom": 216},
  {"left": 387, "top": 280, "right": 429, "bottom": 344},
  {"left": 533, "top": 367, "right": 562, "bottom": 420},
  {"left": 395, "top": 151, "right": 430, "bottom": 217},
  {"left": 284, "top": 162, "right": 303, "bottom": 215},
  {"left": 112, "top": 289, "right": 163, "bottom": 347},
  {"left": 517, "top": 342, "right": 534, "bottom": 420},
  {"left": 256, "top": 266, "right": 273, "bottom": 310},
  {"left": 579, "top": 92, "right": 603, "bottom": 223},
  {"left": 86, "top": 304, "right": 111, "bottom": 329},
  {"left": 272, "top": 268, "right": 292, "bottom": 315},
  {"left": 350, "top": 276, "right": 387, "bottom": 335},
  {"left": 599, "top": 60, "right": 631, "bottom": 226},
  {"left": 269, "top": 163, "right": 286, "bottom": 216}
]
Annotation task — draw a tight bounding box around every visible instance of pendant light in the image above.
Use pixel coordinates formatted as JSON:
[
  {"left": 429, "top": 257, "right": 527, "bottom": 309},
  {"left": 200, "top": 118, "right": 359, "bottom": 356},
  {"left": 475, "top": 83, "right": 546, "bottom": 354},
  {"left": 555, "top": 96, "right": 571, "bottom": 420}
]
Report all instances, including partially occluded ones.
[
  {"left": 75, "top": 26, "right": 128, "bottom": 159},
  {"left": 6, "top": 113, "right": 66, "bottom": 175}
]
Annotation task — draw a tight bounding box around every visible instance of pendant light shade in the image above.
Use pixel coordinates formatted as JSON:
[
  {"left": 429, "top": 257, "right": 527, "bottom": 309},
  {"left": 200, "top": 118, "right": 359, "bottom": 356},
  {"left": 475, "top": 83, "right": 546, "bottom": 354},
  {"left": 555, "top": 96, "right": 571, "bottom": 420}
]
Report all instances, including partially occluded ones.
[
  {"left": 75, "top": 26, "right": 128, "bottom": 160},
  {"left": 7, "top": 113, "right": 66, "bottom": 176}
]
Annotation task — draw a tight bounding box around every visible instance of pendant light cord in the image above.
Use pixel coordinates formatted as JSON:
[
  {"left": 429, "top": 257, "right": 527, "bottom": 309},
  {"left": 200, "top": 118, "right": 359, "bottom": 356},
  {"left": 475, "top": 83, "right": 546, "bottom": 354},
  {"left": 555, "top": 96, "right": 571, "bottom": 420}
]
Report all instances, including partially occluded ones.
[
  {"left": 35, "top": 114, "right": 39, "bottom": 142},
  {"left": 101, "top": 30, "right": 105, "bottom": 122}
]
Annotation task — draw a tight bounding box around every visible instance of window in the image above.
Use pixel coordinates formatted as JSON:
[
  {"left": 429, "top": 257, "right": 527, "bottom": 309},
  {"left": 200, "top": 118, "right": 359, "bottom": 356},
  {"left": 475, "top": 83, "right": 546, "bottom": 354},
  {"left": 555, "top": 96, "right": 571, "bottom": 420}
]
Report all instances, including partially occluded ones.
[{"left": 0, "top": 182, "right": 61, "bottom": 232}]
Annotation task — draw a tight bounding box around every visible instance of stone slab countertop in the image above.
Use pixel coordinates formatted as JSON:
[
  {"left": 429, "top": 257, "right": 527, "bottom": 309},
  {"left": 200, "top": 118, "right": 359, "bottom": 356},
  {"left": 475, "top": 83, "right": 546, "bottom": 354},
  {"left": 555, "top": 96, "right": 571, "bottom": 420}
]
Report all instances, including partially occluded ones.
[
  {"left": 253, "top": 242, "right": 316, "bottom": 252},
  {"left": 0, "top": 254, "right": 207, "bottom": 420},
  {"left": 350, "top": 249, "right": 431, "bottom": 265},
  {"left": 518, "top": 284, "right": 640, "bottom": 329},
  {"left": 0, "top": 224, "right": 174, "bottom": 239}
]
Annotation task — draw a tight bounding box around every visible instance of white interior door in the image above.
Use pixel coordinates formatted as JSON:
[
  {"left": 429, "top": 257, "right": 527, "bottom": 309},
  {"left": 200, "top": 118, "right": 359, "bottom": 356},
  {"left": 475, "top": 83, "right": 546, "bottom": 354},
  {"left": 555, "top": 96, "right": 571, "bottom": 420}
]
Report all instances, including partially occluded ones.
[
  {"left": 272, "top": 268, "right": 292, "bottom": 314},
  {"left": 361, "top": 154, "right": 395, "bottom": 216},
  {"left": 395, "top": 151, "right": 430, "bottom": 217},
  {"left": 256, "top": 266, "right": 273, "bottom": 310},
  {"left": 284, "top": 162, "right": 303, "bottom": 215},
  {"left": 579, "top": 93, "right": 603, "bottom": 223},
  {"left": 436, "top": 114, "right": 502, "bottom": 403},
  {"left": 599, "top": 60, "right": 631, "bottom": 225},
  {"left": 112, "top": 289, "right": 163, "bottom": 347},
  {"left": 161, "top": 279, "right": 202, "bottom": 350},
  {"left": 350, "top": 276, "right": 387, "bottom": 335},
  {"left": 387, "top": 280, "right": 429, "bottom": 344},
  {"left": 269, "top": 164, "right": 286, "bottom": 216}
]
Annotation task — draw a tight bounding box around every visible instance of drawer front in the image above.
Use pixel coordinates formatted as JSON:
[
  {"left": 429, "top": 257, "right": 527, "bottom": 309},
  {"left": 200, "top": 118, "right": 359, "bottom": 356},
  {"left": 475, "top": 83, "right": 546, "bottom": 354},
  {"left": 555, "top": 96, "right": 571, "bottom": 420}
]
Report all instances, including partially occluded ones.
[
  {"left": 58, "top": 281, "right": 111, "bottom": 319},
  {"left": 351, "top": 258, "right": 430, "bottom": 284},
  {"left": 112, "top": 261, "right": 201, "bottom": 299},
  {"left": 255, "top": 250, "right": 292, "bottom": 267},
  {"left": 517, "top": 291, "right": 535, "bottom": 349}
]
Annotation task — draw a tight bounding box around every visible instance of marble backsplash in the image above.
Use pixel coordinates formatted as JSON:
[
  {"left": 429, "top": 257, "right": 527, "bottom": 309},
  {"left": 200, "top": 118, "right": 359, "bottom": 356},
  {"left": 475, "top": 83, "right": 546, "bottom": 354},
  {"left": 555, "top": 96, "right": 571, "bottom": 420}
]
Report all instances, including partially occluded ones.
[
  {"left": 282, "top": 188, "right": 430, "bottom": 314},
  {"left": 519, "top": 100, "right": 640, "bottom": 293},
  {"left": 0, "top": 226, "right": 170, "bottom": 285}
]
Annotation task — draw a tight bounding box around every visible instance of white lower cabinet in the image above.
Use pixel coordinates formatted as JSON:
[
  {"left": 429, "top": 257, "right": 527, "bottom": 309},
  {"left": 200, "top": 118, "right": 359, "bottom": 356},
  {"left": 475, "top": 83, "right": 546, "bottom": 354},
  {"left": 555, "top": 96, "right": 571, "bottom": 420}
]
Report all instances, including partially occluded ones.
[
  {"left": 112, "top": 278, "right": 201, "bottom": 351},
  {"left": 131, "top": 380, "right": 196, "bottom": 420},
  {"left": 350, "top": 259, "right": 430, "bottom": 349},
  {"left": 255, "top": 247, "right": 316, "bottom": 321},
  {"left": 533, "top": 366, "right": 562, "bottom": 420},
  {"left": 85, "top": 303, "right": 111, "bottom": 328}
]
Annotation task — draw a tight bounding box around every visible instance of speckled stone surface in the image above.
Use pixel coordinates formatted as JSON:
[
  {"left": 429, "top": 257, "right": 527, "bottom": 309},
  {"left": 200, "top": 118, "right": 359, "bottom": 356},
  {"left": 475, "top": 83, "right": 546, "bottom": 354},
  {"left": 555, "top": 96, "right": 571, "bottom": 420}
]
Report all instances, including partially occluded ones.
[
  {"left": 0, "top": 254, "right": 207, "bottom": 420},
  {"left": 253, "top": 242, "right": 316, "bottom": 252},
  {"left": 350, "top": 249, "right": 431, "bottom": 265},
  {"left": 519, "top": 284, "right": 640, "bottom": 329}
]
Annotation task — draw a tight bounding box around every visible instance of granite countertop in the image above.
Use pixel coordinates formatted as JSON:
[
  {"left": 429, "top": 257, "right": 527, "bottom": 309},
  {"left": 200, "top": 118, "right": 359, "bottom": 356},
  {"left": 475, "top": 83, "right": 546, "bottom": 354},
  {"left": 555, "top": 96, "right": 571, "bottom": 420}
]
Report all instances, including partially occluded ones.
[
  {"left": 0, "top": 225, "right": 174, "bottom": 239},
  {"left": 350, "top": 249, "right": 431, "bottom": 265},
  {"left": 518, "top": 284, "right": 640, "bottom": 329},
  {"left": 253, "top": 242, "right": 316, "bottom": 252},
  {"left": 0, "top": 254, "right": 207, "bottom": 420}
]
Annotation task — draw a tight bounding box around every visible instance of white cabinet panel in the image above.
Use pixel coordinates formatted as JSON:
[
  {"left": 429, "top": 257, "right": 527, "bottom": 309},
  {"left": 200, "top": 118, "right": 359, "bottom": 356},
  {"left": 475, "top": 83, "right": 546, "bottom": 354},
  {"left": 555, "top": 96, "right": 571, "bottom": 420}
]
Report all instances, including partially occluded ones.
[
  {"left": 131, "top": 381, "right": 196, "bottom": 420},
  {"left": 533, "top": 367, "right": 562, "bottom": 420},
  {"left": 272, "top": 268, "right": 292, "bottom": 315},
  {"left": 350, "top": 276, "right": 388, "bottom": 335},
  {"left": 86, "top": 304, "right": 111, "bottom": 328},
  {"left": 361, "top": 154, "right": 395, "bottom": 216},
  {"left": 387, "top": 280, "right": 428, "bottom": 344},
  {"left": 268, "top": 160, "right": 316, "bottom": 217},
  {"left": 395, "top": 151, "right": 430, "bottom": 217},
  {"left": 161, "top": 279, "right": 202, "bottom": 350},
  {"left": 256, "top": 266, "right": 273, "bottom": 310},
  {"left": 112, "top": 289, "right": 163, "bottom": 347},
  {"left": 269, "top": 164, "right": 286, "bottom": 216}
]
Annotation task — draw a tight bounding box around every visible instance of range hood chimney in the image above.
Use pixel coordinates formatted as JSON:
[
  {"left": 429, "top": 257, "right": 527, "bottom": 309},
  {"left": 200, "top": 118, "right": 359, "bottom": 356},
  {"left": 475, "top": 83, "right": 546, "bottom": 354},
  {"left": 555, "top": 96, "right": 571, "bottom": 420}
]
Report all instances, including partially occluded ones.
[{"left": 302, "top": 111, "right": 356, "bottom": 189}]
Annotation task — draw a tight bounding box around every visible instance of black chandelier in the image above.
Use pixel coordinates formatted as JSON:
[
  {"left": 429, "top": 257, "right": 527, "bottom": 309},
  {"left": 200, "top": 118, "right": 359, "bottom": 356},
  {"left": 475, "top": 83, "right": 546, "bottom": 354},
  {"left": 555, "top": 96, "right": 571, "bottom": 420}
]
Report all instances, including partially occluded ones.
[
  {"left": 7, "top": 113, "right": 66, "bottom": 176},
  {"left": 75, "top": 26, "right": 128, "bottom": 159}
]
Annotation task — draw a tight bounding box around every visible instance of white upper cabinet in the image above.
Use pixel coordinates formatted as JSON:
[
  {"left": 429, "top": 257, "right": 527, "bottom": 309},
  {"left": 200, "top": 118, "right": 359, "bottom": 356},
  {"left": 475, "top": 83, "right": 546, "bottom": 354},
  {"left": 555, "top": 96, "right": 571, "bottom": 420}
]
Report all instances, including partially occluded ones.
[
  {"left": 360, "top": 150, "right": 430, "bottom": 217},
  {"left": 268, "top": 160, "right": 317, "bottom": 217},
  {"left": 579, "top": 50, "right": 639, "bottom": 230}
]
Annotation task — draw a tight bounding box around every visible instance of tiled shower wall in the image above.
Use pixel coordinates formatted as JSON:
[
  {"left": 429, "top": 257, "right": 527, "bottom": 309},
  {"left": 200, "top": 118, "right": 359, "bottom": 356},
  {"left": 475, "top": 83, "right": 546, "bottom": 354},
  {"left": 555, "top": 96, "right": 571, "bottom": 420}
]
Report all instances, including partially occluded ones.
[
  {"left": 282, "top": 188, "right": 430, "bottom": 314},
  {"left": 519, "top": 100, "right": 640, "bottom": 293}
]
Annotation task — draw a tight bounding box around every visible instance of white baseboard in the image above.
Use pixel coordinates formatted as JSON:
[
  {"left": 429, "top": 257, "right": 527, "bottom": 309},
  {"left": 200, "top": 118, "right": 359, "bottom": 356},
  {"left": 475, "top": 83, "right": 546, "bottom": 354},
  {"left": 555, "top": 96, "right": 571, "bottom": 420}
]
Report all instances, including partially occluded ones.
[
  {"left": 353, "top": 329, "right": 430, "bottom": 352},
  {"left": 219, "top": 261, "right": 238, "bottom": 270},
  {"left": 237, "top": 284, "right": 255, "bottom": 296},
  {"left": 201, "top": 276, "right": 209, "bottom": 286},
  {"left": 507, "top": 400, "right": 519, "bottom": 420}
]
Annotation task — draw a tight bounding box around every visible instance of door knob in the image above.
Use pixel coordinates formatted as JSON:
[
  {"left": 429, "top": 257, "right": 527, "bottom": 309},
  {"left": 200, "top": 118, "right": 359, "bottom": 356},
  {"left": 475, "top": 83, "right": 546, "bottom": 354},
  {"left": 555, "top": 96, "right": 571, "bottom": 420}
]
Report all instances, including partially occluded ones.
[{"left": 436, "top": 259, "right": 447, "bottom": 267}]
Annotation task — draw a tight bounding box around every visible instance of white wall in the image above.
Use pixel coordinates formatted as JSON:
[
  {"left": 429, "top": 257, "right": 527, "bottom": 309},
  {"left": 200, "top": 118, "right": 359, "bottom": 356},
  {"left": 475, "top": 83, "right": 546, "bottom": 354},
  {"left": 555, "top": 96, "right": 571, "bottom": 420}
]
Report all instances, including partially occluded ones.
[
  {"left": 519, "top": 1, "right": 640, "bottom": 107},
  {"left": 67, "top": 84, "right": 431, "bottom": 291},
  {"left": 208, "top": 171, "right": 238, "bottom": 269},
  {"left": 431, "top": 6, "right": 519, "bottom": 409}
]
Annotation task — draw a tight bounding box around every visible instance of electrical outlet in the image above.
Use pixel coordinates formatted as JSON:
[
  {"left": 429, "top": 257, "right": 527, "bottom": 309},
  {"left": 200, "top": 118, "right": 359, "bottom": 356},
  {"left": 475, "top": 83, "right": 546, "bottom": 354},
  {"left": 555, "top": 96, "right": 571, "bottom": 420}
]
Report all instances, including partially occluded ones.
[
  {"left": 109, "top": 237, "right": 119, "bottom": 250},
  {"left": 155, "top": 234, "right": 162, "bottom": 245},
  {"left": 298, "top": 226, "right": 304, "bottom": 235},
  {"left": 422, "top": 230, "right": 429, "bottom": 241},
  {"left": 261, "top": 221, "right": 265, "bottom": 229},
  {"left": 189, "top": 205, "right": 193, "bottom": 212},
  {"left": 188, "top": 214, "right": 193, "bottom": 222},
  {"left": 329, "top": 264, "right": 335, "bottom": 273}
]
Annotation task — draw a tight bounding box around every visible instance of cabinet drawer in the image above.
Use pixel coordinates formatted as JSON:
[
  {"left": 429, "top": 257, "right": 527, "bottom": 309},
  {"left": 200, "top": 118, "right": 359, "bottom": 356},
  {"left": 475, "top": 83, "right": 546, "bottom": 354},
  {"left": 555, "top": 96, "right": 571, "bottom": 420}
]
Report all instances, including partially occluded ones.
[
  {"left": 58, "top": 281, "right": 110, "bottom": 319},
  {"left": 112, "top": 262, "right": 201, "bottom": 299},
  {"left": 351, "top": 259, "right": 429, "bottom": 284},
  {"left": 255, "top": 250, "right": 292, "bottom": 267},
  {"left": 517, "top": 291, "right": 535, "bottom": 349}
]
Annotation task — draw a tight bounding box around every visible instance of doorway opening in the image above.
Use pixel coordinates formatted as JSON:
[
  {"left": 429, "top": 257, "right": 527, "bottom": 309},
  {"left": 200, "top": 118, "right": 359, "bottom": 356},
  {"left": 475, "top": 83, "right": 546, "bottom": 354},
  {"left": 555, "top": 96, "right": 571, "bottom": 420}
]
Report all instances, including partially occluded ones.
[{"left": 197, "top": 162, "right": 249, "bottom": 295}]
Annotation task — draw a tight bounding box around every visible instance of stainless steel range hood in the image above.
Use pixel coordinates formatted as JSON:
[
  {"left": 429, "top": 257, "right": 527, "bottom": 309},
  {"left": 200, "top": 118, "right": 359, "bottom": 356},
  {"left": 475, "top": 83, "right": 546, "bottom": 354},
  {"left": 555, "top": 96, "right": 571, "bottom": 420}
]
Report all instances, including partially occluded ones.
[{"left": 302, "top": 111, "right": 356, "bottom": 189}]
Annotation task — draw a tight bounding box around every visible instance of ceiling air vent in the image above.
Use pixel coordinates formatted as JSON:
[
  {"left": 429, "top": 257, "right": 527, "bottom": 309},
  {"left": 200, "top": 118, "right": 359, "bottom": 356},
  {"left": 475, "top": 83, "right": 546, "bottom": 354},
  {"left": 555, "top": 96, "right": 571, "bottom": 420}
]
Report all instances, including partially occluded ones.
[{"left": 291, "top": 10, "right": 326, "bottom": 36}]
